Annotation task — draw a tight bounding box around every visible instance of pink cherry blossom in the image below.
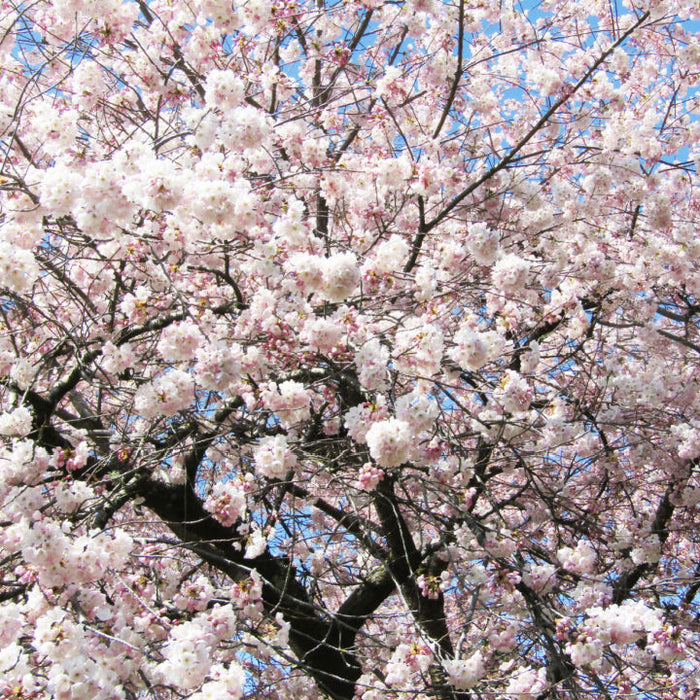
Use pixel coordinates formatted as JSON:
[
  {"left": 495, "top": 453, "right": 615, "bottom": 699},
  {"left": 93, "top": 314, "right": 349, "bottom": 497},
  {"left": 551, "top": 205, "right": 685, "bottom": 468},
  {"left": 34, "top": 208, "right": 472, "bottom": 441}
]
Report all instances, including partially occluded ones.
[
  {"left": 1, "top": 0, "right": 699, "bottom": 698},
  {"left": 365, "top": 418, "right": 413, "bottom": 468},
  {"left": 253, "top": 435, "right": 297, "bottom": 480},
  {"left": 443, "top": 650, "right": 485, "bottom": 691},
  {"left": 320, "top": 252, "right": 361, "bottom": 303},
  {"left": 357, "top": 463, "right": 385, "bottom": 491}
]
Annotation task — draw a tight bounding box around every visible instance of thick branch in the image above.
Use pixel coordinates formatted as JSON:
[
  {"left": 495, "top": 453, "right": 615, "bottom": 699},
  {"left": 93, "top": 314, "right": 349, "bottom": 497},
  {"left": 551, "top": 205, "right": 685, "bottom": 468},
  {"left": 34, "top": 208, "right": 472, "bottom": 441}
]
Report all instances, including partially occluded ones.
[
  {"left": 138, "top": 478, "right": 362, "bottom": 700},
  {"left": 374, "top": 478, "right": 456, "bottom": 669}
]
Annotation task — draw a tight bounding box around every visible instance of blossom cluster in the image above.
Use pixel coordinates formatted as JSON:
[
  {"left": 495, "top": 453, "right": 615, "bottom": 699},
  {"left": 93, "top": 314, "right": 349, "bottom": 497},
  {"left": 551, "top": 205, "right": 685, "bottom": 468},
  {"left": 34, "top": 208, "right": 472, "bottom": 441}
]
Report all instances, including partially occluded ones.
[
  {"left": 365, "top": 418, "right": 413, "bottom": 468},
  {"left": 0, "top": 406, "right": 32, "bottom": 436},
  {"left": 253, "top": 435, "right": 297, "bottom": 479},
  {"left": 449, "top": 323, "right": 505, "bottom": 371},
  {"left": 262, "top": 380, "right": 311, "bottom": 428},
  {"left": 566, "top": 602, "right": 663, "bottom": 668},
  {"left": 286, "top": 251, "right": 360, "bottom": 302},
  {"left": 204, "top": 478, "right": 247, "bottom": 527},
  {"left": 134, "top": 370, "right": 195, "bottom": 417},
  {"left": 442, "top": 650, "right": 485, "bottom": 690}
]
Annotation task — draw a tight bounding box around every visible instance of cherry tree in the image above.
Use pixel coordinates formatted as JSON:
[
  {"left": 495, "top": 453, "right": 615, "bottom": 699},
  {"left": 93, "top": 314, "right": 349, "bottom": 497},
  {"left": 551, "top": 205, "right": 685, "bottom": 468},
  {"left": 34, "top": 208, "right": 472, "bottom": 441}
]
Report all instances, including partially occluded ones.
[{"left": 1, "top": 0, "right": 700, "bottom": 697}]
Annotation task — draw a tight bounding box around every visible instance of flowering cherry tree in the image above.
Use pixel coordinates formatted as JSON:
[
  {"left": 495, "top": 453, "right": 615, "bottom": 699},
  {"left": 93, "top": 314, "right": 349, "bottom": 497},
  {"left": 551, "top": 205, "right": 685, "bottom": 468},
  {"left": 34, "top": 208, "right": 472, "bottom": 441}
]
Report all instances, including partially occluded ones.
[{"left": 2, "top": 0, "right": 700, "bottom": 697}]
